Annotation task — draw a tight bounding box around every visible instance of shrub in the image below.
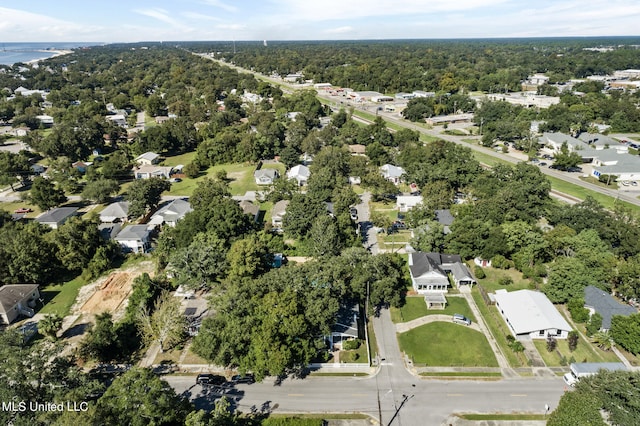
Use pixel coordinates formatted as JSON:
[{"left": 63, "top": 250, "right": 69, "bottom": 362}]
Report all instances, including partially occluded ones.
[
  {"left": 474, "top": 265, "right": 486, "bottom": 279},
  {"left": 568, "top": 330, "right": 579, "bottom": 352},
  {"left": 586, "top": 312, "right": 602, "bottom": 337},
  {"left": 568, "top": 298, "right": 589, "bottom": 323},
  {"left": 183, "top": 161, "right": 201, "bottom": 179},
  {"left": 491, "top": 255, "right": 511, "bottom": 269},
  {"left": 498, "top": 275, "right": 513, "bottom": 286},
  {"left": 342, "top": 339, "right": 361, "bottom": 351},
  {"left": 546, "top": 336, "right": 557, "bottom": 352},
  {"left": 510, "top": 341, "right": 524, "bottom": 353}
]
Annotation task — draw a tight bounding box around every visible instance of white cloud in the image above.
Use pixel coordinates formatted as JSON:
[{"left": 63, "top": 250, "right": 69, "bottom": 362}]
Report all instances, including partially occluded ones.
[
  {"left": 201, "top": 0, "right": 238, "bottom": 13},
  {"left": 268, "top": 0, "right": 509, "bottom": 21},
  {"left": 325, "top": 26, "right": 354, "bottom": 34},
  {"left": 181, "top": 11, "right": 222, "bottom": 22},
  {"left": 134, "top": 8, "right": 186, "bottom": 28},
  {"left": 0, "top": 7, "right": 103, "bottom": 41}
]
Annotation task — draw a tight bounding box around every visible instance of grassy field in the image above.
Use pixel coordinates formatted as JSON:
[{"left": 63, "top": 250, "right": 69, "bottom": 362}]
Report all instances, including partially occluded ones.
[
  {"left": 533, "top": 338, "right": 620, "bottom": 366},
  {"left": 38, "top": 276, "right": 87, "bottom": 317},
  {"left": 421, "top": 372, "right": 502, "bottom": 377},
  {"left": 546, "top": 175, "right": 640, "bottom": 214},
  {"left": 367, "top": 317, "right": 377, "bottom": 361},
  {"left": 475, "top": 267, "right": 533, "bottom": 292},
  {"left": 471, "top": 288, "right": 528, "bottom": 368},
  {"left": 399, "top": 322, "right": 498, "bottom": 367},
  {"left": 390, "top": 296, "right": 475, "bottom": 323}
]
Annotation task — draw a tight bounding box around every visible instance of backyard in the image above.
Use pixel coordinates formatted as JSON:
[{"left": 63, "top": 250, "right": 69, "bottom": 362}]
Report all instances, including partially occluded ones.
[
  {"left": 390, "top": 296, "right": 475, "bottom": 323},
  {"left": 398, "top": 322, "right": 498, "bottom": 367}
]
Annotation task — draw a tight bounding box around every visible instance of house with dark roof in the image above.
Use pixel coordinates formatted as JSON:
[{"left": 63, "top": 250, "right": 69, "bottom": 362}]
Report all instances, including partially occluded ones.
[
  {"left": 0, "top": 284, "right": 39, "bottom": 324},
  {"left": 238, "top": 200, "right": 260, "bottom": 222},
  {"left": 35, "top": 207, "right": 78, "bottom": 229},
  {"left": 408, "top": 252, "right": 476, "bottom": 309},
  {"left": 584, "top": 285, "right": 637, "bottom": 331},
  {"left": 327, "top": 303, "right": 361, "bottom": 349}
]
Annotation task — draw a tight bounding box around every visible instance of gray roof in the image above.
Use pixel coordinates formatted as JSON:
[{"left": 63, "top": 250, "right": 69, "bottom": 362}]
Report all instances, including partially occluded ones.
[
  {"left": 238, "top": 200, "right": 260, "bottom": 217},
  {"left": 136, "top": 151, "right": 160, "bottom": 162},
  {"left": 584, "top": 285, "right": 636, "bottom": 329},
  {"left": 272, "top": 200, "right": 289, "bottom": 218},
  {"left": 115, "top": 225, "right": 150, "bottom": 241},
  {"left": 36, "top": 207, "right": 78, "bottom": 225},
  {"left": 449, "top": 262, "right": 475, "bottom": 284},
  {"left": 98, "top": 223, "right": 122, "bottom": 240},
  {"left": 287, "top": 164, "right": 310, "bottom": 179},
  {"left": 331, "top": 303, "right": 359, "bottom": 338},
  {"left": 435, "top": 209, "right": 454, "bottom": 226},
  {"left": 151, "top": 198, "right": 193, "bottom": 223},
  {"left": 254, "top": 168, "right": 278, "bottom": 180},
  {"left": 578, "top": 133, "right": 622, "bottom": 148},
  {"left": 0, "top": 284, "right": 39, "bottom": 313},
  {"left": 409, "top": 252, "right": 462, "bottom": 278},
  {"left": 381, "top": 164, "right": 405, "bottom": 178},
  {"left": 541, "top": 132, "right": 586, "bottom": 150},
  {"left": 100, "top": 201, "right": 130, "bottom": 221}
]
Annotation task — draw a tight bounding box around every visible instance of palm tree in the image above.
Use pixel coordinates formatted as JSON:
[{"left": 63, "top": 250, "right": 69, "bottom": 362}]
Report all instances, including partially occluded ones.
[
  {"left": 591, "top": 331, "right": 614, "bottom": 351},
  {"left": 39, "top": 314, "right": 63, "bottom": 340}
]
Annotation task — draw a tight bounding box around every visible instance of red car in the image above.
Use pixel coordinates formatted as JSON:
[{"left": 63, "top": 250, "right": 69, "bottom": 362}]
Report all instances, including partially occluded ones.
[{"left": 14, "top": 207, "right": 33, "bottom": 214}]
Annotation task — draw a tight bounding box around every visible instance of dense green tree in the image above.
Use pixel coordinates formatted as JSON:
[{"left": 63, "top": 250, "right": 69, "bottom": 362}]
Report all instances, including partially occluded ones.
[
  {"left": 283, "top": 193, "right": 326, "bottom": 238},
  {"left": 39, "top": 314, "right": 63, "bottom": 341},
  {"left": 28, "top": 176, "right": 67, "bottom": 211},
  {"left": 610, "top": 313, "right": 640, "bottom": 354},
  {"left": 79, "top": 313, "right": 119, "bottom": 362},
  {"left": 308, "top": 214, "right": 342, "bottom": 257},
  {"left": 227, "top": 234, "right": 271, "bottom": 279},
  {"left": 81, "top": 178, "right": 120, "bottom": 203},
  {"left": 49, "top": 215, "right": 104, "bottom": 273},
  {"left": 544, "top": 257, "right": 599, "bottom": 303},
  {"left": 553, "top": 141, "right": 583, "bottom": 170},
  {"left": 0, "top": 221, "right": 59, "bottom": 284},
  {"left": 547, "top": 387, "right": 606, "bottom": 426},
  {"left": 169, "top": 232, "right": 229, "bottom": 290},
  {"left": 125, "top": 177, "right": 171, "bottom": 218},
  {"left": 410, "top": 220, "right": 446, "bottom": 253},
  {"left": 100, "top": 150, "right": 132, "bottom": 180},
  {"left": 92, "top": 367, "right": 191, "bottom": 426},
  {"left": 0, "top": 151, "right": 31, "bottom": 190}
]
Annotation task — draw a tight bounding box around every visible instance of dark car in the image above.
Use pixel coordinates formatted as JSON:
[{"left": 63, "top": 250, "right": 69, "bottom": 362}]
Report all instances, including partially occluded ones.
[
  {"left": 538, "top": 162, "right": 547, "bottom": 167},
  {"left": 231, "top": 373, "right": 255, "bottom": 384},
  {"left": 567, "top": 166, "right": 582, "bottom": 173},
  {"left": 196, "top": 374, "right": 226, "bottom": 386}
]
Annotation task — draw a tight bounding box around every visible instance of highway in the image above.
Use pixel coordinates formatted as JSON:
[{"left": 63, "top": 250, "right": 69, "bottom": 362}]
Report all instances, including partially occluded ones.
[{"left": 199, "top": 53, "right": 640, "bottom": 209}]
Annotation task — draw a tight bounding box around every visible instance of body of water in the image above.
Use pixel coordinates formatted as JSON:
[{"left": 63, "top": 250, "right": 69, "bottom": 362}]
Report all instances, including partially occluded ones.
[{"left": 0, "top": 42, "right": 97, "bottom": 66}]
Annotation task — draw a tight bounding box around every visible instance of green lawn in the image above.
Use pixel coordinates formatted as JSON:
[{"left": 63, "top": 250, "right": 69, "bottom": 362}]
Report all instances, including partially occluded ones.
[
  {"left": 38, "top": 276, "right": 87, "bottom": 317},
  {"left": 475, "top": 267, "right": 533, "bottom": 292},
  {"left": 533, "top": 334, "right": 620, "bottom": 366},
  {"left": 163, "top": 161, "right": 287, "bottom": 197},
  {"left": 161, "top": 151, "right": 196, "bottom": 167},
  {"left": 399, "top": 322, "right": 498, "bottom": 367},
  {"left": 390, "top": 296, "right": 475, "bottom": 323},
  {"left": 421, "top": 372, "right": 502, "bottom": 377},
  {"left": 546, "top": 175, "right": 640, "bottom": 214},
  {"left": 471, "top": 288, "right": 528, "bottom": 367}
]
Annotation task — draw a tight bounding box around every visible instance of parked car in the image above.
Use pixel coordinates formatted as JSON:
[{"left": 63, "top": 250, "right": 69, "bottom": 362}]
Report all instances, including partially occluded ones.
[
  {"left": 452, "top": 313, "right": 471, "bottom": 326},
  {"left": 14, "top": 207, "right": 32, "bottom": 214},
  {"left": 538, "top": 162, "right": 547, "bottom": 167},
  {"left": 349, "top": 208, "right": 358, "bottom": 221},
  {"left": 231, "top": 373, "right": 255, "bottom": 384},
  {"left": 392, "top": 221, "right": 406, "bottom": 230},
  {"left": 632, "top": 181, "right": 638, "bottom": 187},
  {"left": 567, "top": 167, "right": 582, "bottom": 173},
  {"left": 541, "top": 154, "right": 554, "bottom": 160},
  {"left": 621, "top": 181, "right": 630, "bottom": 186},
  {"left": 196, "top": 374, "right": 226, "bottom": 386}
]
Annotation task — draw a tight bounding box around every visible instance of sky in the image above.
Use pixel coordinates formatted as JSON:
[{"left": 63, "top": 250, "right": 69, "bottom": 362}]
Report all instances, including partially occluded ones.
[{"left": 1, "top": 0, "right": 640, "bottom": 43}]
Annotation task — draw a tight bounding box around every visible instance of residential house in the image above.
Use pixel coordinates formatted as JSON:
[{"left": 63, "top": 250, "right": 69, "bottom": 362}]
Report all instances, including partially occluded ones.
[
  {"left": 99, "top": 201, "right": 130, "bottom": 223},
  {"left": 397, "top": 195, "right": 423, "bottom": 212},
  {"left": 494, "top": 289, "right": 572, "bottom": 339},
  {"left": 0, "top": 284, "right": 40, "bottom": 324},
  {"left": 114, "top": 225, "right": 152, "bottom": 253},
  {"left": 238, "top": 200, "right": 260, "bottom": 222},
  {"left": 98, "top": 222, "right": 122, "bottom": 241},
  {"left": 148, "top": 198, "right": 193, "bottom": 227},
  {"left": 425, "top": 113, "right": 474, "bottom": 125},
  {"left": 135, "top": 152, "right": 161, "bottom": 166},
  {"left": 408, "top": 252, "right": 476, "bottom": 309},
  {"left": 348, "top": 176, "right": 362, "bottom": 185},
  {"left": 35, "top": 207, "right": 78, "bottom": 229},
  {"left": 71, "top": 161, "right": 92, "bottom": 173},
  {"left": 584, "top": 285, "right": 636, "bottom": 332},
  {"left": 327, "top": 303, "right": 361, "bottom": 349},
  {"left": 254, "top": 168, "right": 279, "bottom": 185},
  {"left": 380, "top": 164, "right": 405, "bottom": 184},
  {"left": 35, "top": 115, "right": 54, "bottom": 127},
  {"left": 435, "top": 209, "right": 455, "bottom": 234},
  {"left": 271, "top": 200, "right": 289, "bottom": 229},
  {"left": 287, "top": 165, "right": 311, "bottom": 186},
  {"left": 134, "top": 165, "right": 173, "bottom": 179},
  {"left": 107, "top": 114, "right": 128, "bottom": 128}
]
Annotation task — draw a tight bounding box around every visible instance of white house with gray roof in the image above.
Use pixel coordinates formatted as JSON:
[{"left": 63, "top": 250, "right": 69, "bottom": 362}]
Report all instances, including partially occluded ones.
[
  {"left": 115, "top": 225, "right": 152, "bottom": 253},
  {"left": 578, "top": 133, "right": 627, "bottom": 152},
  {"left": 380, "top": 164, "right": 405, "bottom": 184},
  {"left": 35, "top": 207, "right": 78, "bottom": 229},
  {"left": 149, "top": 198, "right": 192, "bottom": 227},
  {"left": 287, "top": 164, "right": 311, "bottom": 186},
  {"left": 494, "top": 289, "right": 572, "bottom": 340},
  {"left": 135, "top": 151, "right": 160, "bottom": 165},
  {"left": 540, "top": 132, "right": 587, "bottom": 153},
  {"left": 0, "top": 284, "right": 39, "bottom": 324},
  {"left": 99, "top": 201, "right": 130, "bottom": 223},
  {"left": 254, "top": 168, "right": 279, "bottom": 185}
]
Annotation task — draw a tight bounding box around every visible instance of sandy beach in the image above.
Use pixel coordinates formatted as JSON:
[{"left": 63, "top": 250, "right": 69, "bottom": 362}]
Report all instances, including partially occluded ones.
[{"left": 26, "top": 49, "right": 73, "bottom": 65}]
